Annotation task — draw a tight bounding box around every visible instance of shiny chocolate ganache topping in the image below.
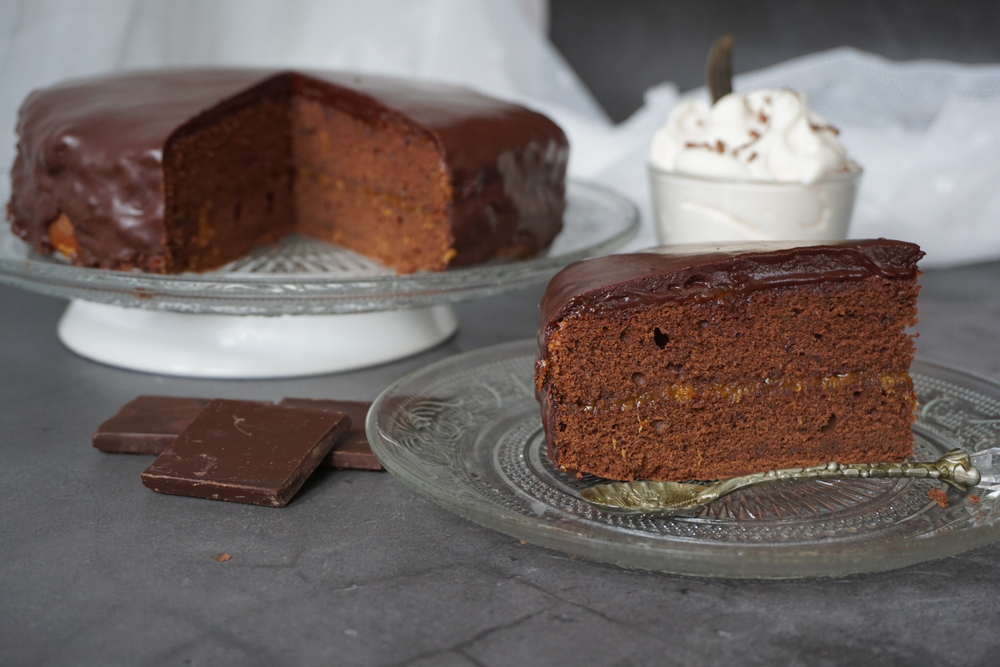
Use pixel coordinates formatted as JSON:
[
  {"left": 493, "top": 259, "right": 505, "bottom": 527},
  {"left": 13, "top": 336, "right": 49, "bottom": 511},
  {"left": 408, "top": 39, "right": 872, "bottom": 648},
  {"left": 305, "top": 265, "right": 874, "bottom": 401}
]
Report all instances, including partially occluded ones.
[{"left": 539, "top": 239, "right": 924, "bottom": 332}]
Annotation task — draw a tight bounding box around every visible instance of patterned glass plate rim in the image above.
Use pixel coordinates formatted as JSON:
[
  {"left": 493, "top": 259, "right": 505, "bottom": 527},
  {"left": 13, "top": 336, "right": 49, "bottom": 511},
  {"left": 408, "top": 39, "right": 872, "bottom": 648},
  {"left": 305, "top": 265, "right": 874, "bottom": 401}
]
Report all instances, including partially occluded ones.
[
  {"left": 368, "top": 339, "right": 1000, "bottom": 579},
  {"left": 0, "top": 180, "right": 638, "bottom": 315}
]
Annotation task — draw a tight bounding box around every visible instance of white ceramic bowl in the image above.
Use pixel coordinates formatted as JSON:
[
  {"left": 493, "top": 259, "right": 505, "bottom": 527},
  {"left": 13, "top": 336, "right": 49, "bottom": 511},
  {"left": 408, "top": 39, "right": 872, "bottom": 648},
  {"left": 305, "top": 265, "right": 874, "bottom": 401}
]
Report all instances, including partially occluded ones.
[{"left": 648, "top": 165, "right": 862, "bottom": 245}]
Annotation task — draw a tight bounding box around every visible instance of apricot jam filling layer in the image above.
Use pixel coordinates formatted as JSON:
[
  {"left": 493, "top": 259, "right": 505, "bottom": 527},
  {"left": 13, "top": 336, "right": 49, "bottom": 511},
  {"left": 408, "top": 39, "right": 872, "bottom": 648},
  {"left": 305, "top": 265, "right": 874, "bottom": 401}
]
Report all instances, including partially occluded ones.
[{"left": 573, "top": 371, "right": 913, "bottom": 413}]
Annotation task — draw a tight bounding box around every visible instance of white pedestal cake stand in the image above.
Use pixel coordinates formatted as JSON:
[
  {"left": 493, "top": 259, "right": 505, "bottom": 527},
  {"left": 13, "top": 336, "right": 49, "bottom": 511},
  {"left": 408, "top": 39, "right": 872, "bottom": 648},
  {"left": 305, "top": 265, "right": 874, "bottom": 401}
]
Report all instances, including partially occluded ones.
[
  {"left": 0, "top": 182, "right": 638, "bottom": 378},
  {"left": 56, "top": 301, "right": 461, "bottom": 378}
]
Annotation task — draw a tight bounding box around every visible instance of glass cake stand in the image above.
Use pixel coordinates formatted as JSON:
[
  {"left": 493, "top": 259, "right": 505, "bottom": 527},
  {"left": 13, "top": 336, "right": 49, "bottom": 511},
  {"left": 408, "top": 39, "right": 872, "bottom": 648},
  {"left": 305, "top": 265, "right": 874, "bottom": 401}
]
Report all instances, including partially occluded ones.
[
  {"left": 0, "top": 182, "right": 638, "bottom": 377},
  {"left": 369, "top": 339, "right": 1000, "bottom": 579}
]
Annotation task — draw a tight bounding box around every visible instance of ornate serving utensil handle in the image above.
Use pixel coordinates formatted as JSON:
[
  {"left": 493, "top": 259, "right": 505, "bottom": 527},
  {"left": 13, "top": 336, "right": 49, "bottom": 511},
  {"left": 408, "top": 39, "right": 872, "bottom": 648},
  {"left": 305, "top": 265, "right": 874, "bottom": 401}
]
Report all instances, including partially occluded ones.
[{"left": 580, "top": 449, "right": 982, "bottom": 515}]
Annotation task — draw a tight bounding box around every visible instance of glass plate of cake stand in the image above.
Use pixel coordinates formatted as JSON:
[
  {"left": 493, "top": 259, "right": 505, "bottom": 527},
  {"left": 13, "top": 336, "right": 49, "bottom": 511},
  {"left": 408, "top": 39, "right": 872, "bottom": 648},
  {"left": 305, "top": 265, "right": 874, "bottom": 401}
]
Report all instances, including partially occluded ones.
[
  {"left": 0, "top": 181, "right": 637, "bottom": 378},
  {"left": 369, "top": 339, "right": 1000, "bottom": 579}
]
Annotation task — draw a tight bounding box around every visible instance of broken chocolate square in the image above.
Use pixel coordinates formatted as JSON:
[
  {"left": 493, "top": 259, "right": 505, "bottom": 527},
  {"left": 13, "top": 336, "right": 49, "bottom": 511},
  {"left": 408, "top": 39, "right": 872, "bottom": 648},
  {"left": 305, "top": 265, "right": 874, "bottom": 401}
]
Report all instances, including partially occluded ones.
[
  {"left": 279, "top": 399, "right": 382, "bottom": 471},
  {"left": 93, "top": 396, "right": 210, "bottom": 454},
  {"left": 140, "top": 399, "right": 349, "bottom": 507}
]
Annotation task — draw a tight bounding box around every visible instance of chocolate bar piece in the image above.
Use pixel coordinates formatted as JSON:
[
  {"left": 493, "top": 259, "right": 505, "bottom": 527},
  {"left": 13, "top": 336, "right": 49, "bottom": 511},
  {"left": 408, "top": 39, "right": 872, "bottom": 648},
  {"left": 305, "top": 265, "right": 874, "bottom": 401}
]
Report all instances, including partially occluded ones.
[
  {"left": 141, "top": 399, "right": 349, "bottom": 507},
  {"left": 93, "top": 395, "right": 382, "bottom": 470},
  {"left": 93, "top": 396, "right": 210, "bottom": 454},
  {"left": 279, "top": 399, "right": 382, "bottom": 471}
]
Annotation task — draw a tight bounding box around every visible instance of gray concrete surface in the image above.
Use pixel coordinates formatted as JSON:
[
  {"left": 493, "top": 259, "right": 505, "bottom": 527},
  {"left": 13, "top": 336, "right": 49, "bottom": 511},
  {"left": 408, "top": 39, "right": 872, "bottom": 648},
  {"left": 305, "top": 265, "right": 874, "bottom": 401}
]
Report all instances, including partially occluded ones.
[{"left": 2, "top": 261, "right": 1000, "bottom": 667}]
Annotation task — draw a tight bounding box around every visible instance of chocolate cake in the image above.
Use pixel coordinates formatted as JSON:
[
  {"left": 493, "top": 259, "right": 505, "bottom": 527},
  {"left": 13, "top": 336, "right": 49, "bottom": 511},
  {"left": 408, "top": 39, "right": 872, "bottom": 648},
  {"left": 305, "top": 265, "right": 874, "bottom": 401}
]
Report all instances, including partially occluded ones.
[
  {"left": 535, "top": 239, "right": 923, "bottom": 482},
  {"left": 9, "top": 70, "right": 567, "bottom": 274}
]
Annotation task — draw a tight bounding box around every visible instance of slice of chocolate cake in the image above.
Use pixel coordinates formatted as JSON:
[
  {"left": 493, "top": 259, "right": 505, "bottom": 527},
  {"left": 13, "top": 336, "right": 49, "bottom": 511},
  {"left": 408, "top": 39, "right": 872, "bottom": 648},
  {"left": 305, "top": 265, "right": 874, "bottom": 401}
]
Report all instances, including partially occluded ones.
[{"left": 535, "top": 240, "right": 923, "bottom": 482}]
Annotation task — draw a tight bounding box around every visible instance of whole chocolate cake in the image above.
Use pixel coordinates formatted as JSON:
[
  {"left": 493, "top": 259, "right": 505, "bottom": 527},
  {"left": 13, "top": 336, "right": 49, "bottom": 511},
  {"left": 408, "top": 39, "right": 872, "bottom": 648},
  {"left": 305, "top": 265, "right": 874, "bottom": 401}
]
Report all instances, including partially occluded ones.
[
  {"left": 535, "top": 239, "right": 923, "bottom": 482},
  {"left": 8, "top": 70, "right": 568, "bottom": 274}
]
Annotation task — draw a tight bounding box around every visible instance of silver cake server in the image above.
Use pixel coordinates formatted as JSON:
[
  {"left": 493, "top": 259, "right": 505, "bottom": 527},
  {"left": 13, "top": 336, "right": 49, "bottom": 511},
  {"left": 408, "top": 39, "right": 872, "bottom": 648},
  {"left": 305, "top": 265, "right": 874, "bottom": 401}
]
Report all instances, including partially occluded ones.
[{"left": 580, "top": 448, "right": 1000, "bottom": 516}]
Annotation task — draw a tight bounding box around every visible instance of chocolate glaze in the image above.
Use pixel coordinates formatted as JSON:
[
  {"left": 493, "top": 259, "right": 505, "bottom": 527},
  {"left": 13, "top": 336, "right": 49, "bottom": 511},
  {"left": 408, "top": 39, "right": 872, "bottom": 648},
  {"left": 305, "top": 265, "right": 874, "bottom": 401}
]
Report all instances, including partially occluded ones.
[
  {"left": 9, "top": 69, "right": 567, "bottom": 272},
  {"left": 535, "top": 239, "right": 924, "bottom": 464},
  {"left": 539, "top": 240, "right": 923, "bottom": 332}
]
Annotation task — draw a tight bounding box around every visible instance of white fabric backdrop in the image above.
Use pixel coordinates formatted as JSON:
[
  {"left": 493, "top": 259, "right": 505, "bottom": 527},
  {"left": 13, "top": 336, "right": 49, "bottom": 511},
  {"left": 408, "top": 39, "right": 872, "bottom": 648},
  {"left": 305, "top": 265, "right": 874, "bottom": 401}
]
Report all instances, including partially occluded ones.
[{"left": 2, "top": 0, "right": 998, "bottom": 267}]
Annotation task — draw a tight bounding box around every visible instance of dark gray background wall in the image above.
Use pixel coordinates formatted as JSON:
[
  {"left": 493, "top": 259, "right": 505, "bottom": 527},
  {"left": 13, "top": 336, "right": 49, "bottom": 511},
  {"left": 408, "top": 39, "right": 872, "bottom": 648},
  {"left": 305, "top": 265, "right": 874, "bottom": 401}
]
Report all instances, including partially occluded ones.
[{"left": 549, "top": 0, "right": 1000, "bottom": 122}]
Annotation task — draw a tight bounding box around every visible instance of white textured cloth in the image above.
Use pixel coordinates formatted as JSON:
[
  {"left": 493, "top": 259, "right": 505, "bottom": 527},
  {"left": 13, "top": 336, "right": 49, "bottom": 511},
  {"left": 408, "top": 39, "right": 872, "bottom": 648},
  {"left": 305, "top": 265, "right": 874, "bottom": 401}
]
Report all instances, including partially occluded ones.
[
  {"left": 581, "top": 49, "right": 1000, "bottom": 267},
  {"left": 731, "top": 49, "right": 1000, "bottom": 268},
  {"left": 2, "top": 2, "right": 998, "bottom": 267}
]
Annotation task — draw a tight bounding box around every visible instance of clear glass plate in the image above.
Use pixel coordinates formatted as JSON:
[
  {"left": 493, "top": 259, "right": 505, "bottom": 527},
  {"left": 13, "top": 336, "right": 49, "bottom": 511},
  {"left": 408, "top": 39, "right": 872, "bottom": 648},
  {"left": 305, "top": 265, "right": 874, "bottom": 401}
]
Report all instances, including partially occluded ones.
[
  {"left": 368, "top": 339, "right": 1000, "bottom": 579},
  {"left": 0, "top": 181, "right": 638, "bottom": 315}
]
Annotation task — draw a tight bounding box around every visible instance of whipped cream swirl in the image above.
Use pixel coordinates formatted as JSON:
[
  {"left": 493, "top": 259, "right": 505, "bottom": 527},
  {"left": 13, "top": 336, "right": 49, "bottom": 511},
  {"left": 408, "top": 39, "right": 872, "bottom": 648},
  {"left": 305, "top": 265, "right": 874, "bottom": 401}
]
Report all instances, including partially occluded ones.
[{"left": 650, "top": 89, "right": 857, "bottom": 184}]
